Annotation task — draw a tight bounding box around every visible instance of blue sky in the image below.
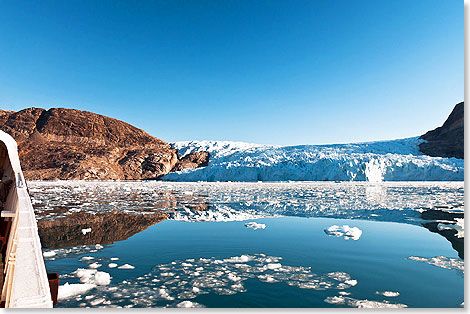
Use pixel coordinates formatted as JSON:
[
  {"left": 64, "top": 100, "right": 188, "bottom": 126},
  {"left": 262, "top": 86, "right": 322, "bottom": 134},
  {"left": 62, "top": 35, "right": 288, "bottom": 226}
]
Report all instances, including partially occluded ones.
[{"left": 0, "top": 0, "right": 462, "bottom": 145}]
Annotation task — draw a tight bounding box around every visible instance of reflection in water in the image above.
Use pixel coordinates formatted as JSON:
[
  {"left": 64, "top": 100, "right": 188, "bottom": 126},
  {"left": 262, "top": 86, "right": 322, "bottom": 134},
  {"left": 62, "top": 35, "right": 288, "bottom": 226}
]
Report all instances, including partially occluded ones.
[
  {"left": 420, "top": 209, "right": 465, "bottom": 259},
  {"left": 38, "top": 210, "right": 169, "bottom": 248},
  {"left": 30, "top": 181, "right": 464, "bottom": 224},
  {"left": 31, "top": 182, "right": 464, "bottom": 256}
]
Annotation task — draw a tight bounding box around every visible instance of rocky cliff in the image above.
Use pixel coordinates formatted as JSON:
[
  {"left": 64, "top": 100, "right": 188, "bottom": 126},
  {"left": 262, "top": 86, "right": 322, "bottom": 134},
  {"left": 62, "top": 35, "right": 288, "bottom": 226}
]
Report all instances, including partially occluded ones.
[
  {"left": 0, "top": 108, "right": 209, "bottom": 180},
  {"left": 419, "top": 102, "right": 464, "bottom": 159}
]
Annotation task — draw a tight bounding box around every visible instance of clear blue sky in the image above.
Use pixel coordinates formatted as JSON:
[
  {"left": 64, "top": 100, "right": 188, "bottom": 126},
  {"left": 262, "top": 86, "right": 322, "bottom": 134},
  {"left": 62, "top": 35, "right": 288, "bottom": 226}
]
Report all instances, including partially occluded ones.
[{"left": 0, "top": 0, "right": 462, "bottom": 145}]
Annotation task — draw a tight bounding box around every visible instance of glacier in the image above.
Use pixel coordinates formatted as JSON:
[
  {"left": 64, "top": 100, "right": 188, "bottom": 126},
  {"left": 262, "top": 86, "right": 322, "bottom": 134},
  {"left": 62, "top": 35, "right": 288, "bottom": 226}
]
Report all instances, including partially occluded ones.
[{"left": 163, "top": 137, "right": 463, "bottom": 182}]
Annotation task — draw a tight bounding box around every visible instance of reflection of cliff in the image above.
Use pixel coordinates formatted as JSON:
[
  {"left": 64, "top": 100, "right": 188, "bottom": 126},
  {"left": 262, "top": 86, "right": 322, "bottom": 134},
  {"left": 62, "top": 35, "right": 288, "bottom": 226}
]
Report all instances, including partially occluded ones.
[
  {"left": 37, "top": 210, "right": 169, "bottom": 248},
  {"left": 421, "top": 209, "right": 464, "bottom": 259}
]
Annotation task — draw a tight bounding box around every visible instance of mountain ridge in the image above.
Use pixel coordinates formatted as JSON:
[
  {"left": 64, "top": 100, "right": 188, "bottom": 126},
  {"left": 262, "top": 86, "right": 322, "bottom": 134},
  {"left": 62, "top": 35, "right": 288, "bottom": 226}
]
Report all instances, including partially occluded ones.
[{"left": 0, "top": 107, "right": 206, "bottom": 180}]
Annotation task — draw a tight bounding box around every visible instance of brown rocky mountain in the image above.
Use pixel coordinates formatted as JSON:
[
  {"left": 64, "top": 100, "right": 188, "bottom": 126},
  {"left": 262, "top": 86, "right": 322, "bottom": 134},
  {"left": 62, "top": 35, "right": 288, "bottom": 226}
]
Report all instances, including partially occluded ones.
[
  {"left": 0, "top": 107, "right": 209, "bottom": 180},
  {"left": 419, "top": 102, "right": 464, "bottom": 159}
]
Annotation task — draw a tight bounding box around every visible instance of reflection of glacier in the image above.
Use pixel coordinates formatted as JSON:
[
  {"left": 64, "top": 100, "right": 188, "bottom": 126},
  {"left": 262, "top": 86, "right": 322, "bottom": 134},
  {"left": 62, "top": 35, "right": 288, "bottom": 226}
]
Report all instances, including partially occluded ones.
[
  {"left": 169, "top": 205, "right": 268, "bottom": 222},
  {"left": 163, "top": 137, "right": 463, "bottom": 182},
  {"left": 29, "top": 181, "right": 464, "bottom": 226}
]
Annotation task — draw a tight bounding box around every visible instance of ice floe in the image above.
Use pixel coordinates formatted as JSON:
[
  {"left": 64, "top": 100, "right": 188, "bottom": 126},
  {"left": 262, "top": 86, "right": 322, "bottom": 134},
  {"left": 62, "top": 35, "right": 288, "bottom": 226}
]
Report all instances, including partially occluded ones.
[
  {"left": 81, "top": 256, "right": 94, "bottom": 261},
  {"left": 408, "top": 256, "right": 464, "bottom": 273},
  {"left": 42, "top": 244, "right": 105, "bottom": 261},
  {"left": 81, "top": 228, "right": 91, "bottom": 235},
  {"left": 245, "top": 222, "right": 266, "bottom": 230},
  {"left": 94, "top": 272, "right": 111, "bottom": 286},
  {"left": 324, "top": 295, "right": 407, "bottom": 308},
  {"left": 57, "top": 253, "right": 359, "bottom": 308},
  {"left": 43, "top": 250, "right": 56, "bottom": 257},
  {"left": 324, "top": 225, "right": 362, "bottom": 240},
  {"left": 376, "top": 291, "right": 400, "bottom": 297},
  {"left": 58, "top": 283, "right": 96, "bottom": 300},
  {"left": 88, "top": 262, "right": 102, "bottom": 269},
  {"left": 176, "top": 301, "right": 204, "bottom": 308},
  {"left": 118, "top": 264, "right": 135, "bottom": 270}
]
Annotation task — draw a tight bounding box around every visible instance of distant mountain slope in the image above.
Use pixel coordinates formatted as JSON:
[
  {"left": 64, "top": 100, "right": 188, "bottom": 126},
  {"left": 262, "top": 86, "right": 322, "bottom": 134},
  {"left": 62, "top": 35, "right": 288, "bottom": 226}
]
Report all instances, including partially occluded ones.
[
  {"left": 0, "top": 108, "right": 188, "bottom": 180},
  {"left": 163, "top": 137, "right": 463, "bottom": 182},
  {"left": 419, "top": 102, "right": 464, "bottom": 159}
]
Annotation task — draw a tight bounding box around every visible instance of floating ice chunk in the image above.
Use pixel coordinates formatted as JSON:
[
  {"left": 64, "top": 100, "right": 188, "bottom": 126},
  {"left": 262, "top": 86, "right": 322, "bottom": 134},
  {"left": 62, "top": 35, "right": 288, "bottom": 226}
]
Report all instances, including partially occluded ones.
[
  {"left": 181, "top": 263, "right": 193, "bottom": 267},
  {"left": 227, "top": 273, "right": 241, "bottom": 281},
  {"left": 90, "top": 297, "right": 105, "bottom": 306},
  {"left": 325, "top": 296, "right": 407, "bottom": 308},
  {"left": 408, "top": 256, "right": 464, "bottom": 272},
  {"left": 224, "top": 255, "right": 252, "bottom": 263},
  {"left": 345, "top": 280, "right": 357, "bottom": 286},
  {"left": 376, "top": 291, "right": 400, "bottom": 297},
  {"left": 118, "top": 264, "right": 135, "bottom": 270},
  {"left": 81, "top": 228, "right": 91, "bottom": 235},
  {"left": 266, "top": 263, "right": 282, "bottom": 270},
  {"left": 110, "top": 257, "right": 119, "bottom": 261},
  {"left": 95, "top": 244, "right": 104, "bottom": 249},
  {"left": 74, "top": 268, "right": 97, "bottom": 283},
  {"left": 159, "top": 288, "right": 174, "bottom": 300},
  {"left": 352, "top": 299, "right": 407, "bottom": 308},
  {"left": 94, "top": 272, "right": 111, "bottom": 286},
  {"left": 176, "top": 301, "right": 203, "bottom": 308},
  {"left": 81, "top": 256, "right": 94, "bottom": 261},
  {"left": 43, "top": 250, "right": 56, "bottom": 257},
  {"left": 58, "top": 283, "right": 96, "bottom": 300},
  {"left": 324, "top": 295, "right": 345, "bottom": 304},
  {"left": 108, "top": 263, "right": 118, "bottom": 268},
  {"left": 88, "top": 262, "right": 102, "bottom": 269},
  {"left": 324, "top": 225, "right": 362, "bottom": 240},
  {"left": 192, "top": 287, "right": 200, "bottom": 293},
  {"left": 245, "top": 222, "right": 266, "bottom": 230}
]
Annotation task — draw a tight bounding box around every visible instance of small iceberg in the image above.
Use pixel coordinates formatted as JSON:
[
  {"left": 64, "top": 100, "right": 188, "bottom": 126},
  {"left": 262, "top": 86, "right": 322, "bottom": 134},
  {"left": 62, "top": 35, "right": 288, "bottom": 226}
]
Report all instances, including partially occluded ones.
[
  {"left": 88, "top": 262, "right": 102, "bottom": 269},
  {"left": 118, "top": 264, "right": 135, "bottom": 270},
  {"left": 245, "top": 222, "right": 266, "bottom": 230},
  {"left": 58, "top": 283, "right": 96, "bottom": 300},
  {"left": 81, "top": 228, "right": 91, "bottom": 235},
  {"left": 43, "top": 250, "right": 56, "bottom": 257},
  {"left": 176, "top": 301, "right": 204, "bottom": 308},
  {"left": 376, "top": 291, "right": 400, "bottom": 297},
  {"left": 324, "top": 225, "right": 362, "bottom": 240},
  {"left": 94, "top": 271, "right": 111, "bottom": 286}
]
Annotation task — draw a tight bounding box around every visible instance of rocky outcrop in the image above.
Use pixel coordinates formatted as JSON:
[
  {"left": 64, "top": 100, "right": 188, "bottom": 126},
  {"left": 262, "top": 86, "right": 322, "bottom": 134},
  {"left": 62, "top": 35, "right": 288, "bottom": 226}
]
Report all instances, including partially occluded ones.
[
  {"left": 0, "top": 107, "right": 210, "bottom": 180},
  {"left": 171, "top": 151, "right": 210, "bottom": 172},
  {"left": 37, "top": 210, "right": 169, "bottom": 248},
  {"left": 419, "top": 102, "right": 464, "bottom": 159}
]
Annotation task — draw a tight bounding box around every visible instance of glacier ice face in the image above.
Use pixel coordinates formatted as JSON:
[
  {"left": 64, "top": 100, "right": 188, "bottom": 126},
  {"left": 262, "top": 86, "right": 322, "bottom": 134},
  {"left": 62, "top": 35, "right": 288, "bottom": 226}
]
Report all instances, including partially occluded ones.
[{"left": 164, "top": 138, "right": 463, "bottom": 182}]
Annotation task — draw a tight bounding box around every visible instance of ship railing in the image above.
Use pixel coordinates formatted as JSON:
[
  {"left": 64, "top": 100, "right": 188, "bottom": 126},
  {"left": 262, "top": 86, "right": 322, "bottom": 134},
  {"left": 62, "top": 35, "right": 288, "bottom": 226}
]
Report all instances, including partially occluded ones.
[{"left": 0, "top": 133, "right": 52, "bottom": 308}]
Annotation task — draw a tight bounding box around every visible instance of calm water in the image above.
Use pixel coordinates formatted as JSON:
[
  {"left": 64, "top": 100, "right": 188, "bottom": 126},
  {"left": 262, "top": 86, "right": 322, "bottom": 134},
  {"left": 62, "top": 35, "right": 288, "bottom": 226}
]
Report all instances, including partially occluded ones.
[{"left": 30, "top": 181, "right": 464, "bottom": 308}]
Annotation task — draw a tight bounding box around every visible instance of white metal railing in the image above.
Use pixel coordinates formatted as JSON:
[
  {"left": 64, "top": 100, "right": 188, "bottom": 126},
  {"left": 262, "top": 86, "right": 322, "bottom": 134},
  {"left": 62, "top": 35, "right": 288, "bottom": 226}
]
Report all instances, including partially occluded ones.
[{"left": 0, "top": 131, "right": 52, "bottom": 308}]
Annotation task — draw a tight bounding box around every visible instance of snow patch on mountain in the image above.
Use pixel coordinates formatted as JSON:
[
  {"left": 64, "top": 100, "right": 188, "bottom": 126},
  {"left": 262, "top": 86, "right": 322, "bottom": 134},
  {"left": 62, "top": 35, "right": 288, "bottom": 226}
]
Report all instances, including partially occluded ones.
[{"left": 164, "top": 138, "right": 463, "bottom": 182}]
